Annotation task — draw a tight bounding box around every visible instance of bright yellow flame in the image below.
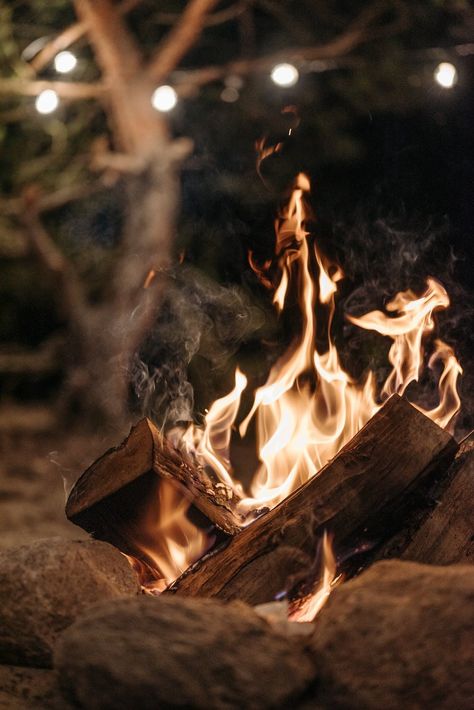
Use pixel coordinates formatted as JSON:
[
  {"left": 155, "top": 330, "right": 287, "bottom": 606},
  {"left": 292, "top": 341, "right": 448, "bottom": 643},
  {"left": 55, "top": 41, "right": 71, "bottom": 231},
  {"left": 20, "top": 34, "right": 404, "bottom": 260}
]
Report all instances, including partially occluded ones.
[
  {"left": 126, "top": 479, "right": 210, "bottom": 593},
  {"left": 288, "top": 532, "right": 341, "bottom": 622},
  {"left": 129, "top": 170, "right": 462, "bottom": 593},
  {"left": 182, "top": 172, "right": 462, "bottom": 517}
]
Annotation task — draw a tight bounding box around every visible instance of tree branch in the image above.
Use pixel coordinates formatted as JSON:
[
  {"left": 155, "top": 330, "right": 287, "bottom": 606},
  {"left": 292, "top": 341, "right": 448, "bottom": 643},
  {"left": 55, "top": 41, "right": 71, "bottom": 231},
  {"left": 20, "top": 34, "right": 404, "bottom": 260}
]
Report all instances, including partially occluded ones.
[
  {"left": 1, "top": 182, "right": 107, "bottom": 217},
  {"left": 0, "top": 78, "right": 104, "bottom": 99},
  {"left": 147, "top": 0, "right": 221, "bottom": 84},
  {"left": 173, "top": 1, "right": 404, "bottom": 92},
  {"left": 152, "top": 2, "right": 248, "bottom": 28},
  {"left": 74, "top": 0, "right": 166, "bottom": 154},
  {"left": 29, "top": 0, "right": 143, "bottom": 75},
  {"left": 17, "top": 188, "right": 88, "bottom": 323}
]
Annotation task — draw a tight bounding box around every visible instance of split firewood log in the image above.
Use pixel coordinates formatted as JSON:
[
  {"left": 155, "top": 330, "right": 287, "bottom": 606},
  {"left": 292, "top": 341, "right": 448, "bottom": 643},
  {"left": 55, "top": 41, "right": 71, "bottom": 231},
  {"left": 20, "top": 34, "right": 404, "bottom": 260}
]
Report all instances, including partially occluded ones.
[{"left": 168, "top": 395, "right": 457, "bottom": 604}]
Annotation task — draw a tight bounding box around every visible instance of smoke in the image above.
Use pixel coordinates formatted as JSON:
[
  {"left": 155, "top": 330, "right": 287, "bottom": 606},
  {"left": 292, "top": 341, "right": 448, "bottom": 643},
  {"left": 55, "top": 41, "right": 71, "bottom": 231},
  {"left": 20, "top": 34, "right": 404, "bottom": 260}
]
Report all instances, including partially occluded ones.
[{"left": 130, "top": 265, "right": 271, "bottom": 428}]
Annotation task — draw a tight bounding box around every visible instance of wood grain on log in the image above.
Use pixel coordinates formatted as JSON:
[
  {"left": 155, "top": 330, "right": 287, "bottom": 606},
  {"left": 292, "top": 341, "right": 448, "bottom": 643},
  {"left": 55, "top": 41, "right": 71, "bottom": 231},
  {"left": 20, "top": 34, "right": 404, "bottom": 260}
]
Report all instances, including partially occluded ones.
[
  {"left": 66, "top": 417, "right": 242, "bottom": 536},
  {"left": 401, "top": 445, "right": 473, "bottom": 565},
  {"left": 168, "top": 396, "right": 457, "bottom": 604}
]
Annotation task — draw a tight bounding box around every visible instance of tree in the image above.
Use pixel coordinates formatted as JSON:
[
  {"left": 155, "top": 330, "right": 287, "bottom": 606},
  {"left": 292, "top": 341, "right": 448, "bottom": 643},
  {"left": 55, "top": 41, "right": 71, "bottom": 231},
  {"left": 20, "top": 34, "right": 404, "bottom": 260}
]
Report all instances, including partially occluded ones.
[{"left": 0, "top": 0, "right": 471, "bottom": 429}]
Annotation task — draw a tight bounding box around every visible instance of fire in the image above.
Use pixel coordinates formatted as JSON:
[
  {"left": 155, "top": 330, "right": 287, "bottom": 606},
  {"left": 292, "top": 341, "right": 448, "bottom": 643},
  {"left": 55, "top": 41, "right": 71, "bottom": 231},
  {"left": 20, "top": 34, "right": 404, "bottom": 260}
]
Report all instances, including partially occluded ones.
[
  {"left": 184, "top": 173, "right": 461, "bottom": 517},
  {"left": 126, "top": 478, "right": 211, "bottom": 593},
  {"left": 130, "top": 169, "right": 462, "bottom": 599},
  {"left": 288, "top": 532, "right": 341, "bottom": 622}
]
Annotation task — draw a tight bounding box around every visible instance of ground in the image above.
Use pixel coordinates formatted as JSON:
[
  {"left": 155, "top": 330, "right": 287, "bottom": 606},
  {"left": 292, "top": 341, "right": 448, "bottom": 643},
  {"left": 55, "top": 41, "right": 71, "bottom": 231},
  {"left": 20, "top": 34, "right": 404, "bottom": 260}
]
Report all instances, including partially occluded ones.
[{"left": 0, "top": 404, "right": 128, "bottom": 550}]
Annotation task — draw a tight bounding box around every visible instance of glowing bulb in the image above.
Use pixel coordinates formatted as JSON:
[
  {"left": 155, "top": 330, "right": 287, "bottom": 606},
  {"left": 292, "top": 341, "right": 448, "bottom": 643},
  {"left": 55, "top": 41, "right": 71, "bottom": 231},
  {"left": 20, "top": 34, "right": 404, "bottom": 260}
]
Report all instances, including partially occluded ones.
[
  {"left": 434, "top": 62, "right": 457, "bottom": 89},
  {"left": 271, "top": 63, "right": 299, "bottom": 87},
  {"left": 221, "top": 87, "right": 239, "bottom": 103},
  {"left": 35, "top": 90, "right": 59, "bottom": 114},
  {"left": 54, "top": 51, "right": 77, "bottom": 74},
  {"left": 151, "top": 85, "right": 177, "bottom": 112}
]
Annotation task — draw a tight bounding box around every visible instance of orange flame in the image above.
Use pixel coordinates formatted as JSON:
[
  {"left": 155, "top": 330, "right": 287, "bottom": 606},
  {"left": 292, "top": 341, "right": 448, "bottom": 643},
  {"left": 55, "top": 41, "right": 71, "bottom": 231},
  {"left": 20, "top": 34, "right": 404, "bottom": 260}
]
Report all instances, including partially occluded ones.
[
  {"left": 183, "top": 173, "right": 462, "bottom": 517},
  {"left": 131, "top": 172, "right": 462, "bottom": 595},
  {"left": 288, "top": 532, "right": 341, "bottom": 622},
  {"left": 126, "top": 479, "right": 210, "bottom": 593}
]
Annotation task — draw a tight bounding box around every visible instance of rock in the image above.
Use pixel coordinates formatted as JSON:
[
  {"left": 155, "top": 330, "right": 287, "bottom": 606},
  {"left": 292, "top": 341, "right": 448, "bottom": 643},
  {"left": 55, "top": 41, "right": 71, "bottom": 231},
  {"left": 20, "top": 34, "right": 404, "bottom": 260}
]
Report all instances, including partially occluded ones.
[
  {"left": 0, "top": 538, "right": 140, "bottom": 668},
  {"left": 0, "top": 665, "right": 66, "bottom": 709},
  {"left": 55, "top": 595, "right": 315, "bottom": 709},
  {"left": 302, "top": 561, "right": 474, "bottom": 709}
]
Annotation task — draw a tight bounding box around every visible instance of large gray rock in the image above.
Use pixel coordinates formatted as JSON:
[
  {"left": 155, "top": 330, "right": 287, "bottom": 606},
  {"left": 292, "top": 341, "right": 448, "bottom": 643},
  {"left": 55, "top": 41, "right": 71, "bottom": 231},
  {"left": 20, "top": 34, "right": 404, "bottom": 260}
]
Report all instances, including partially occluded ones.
[
  {"left": 303, "top": 561, "right": 474, "bottom": 709},
  {"left": 0, "top": 664, "right": 66, "bottom": 709},
  {"left": 55, "top": 595, "right": 315, "bottom": 709},
  {"left": 0, "top": 538, "right": 140, "bottom": 668}
]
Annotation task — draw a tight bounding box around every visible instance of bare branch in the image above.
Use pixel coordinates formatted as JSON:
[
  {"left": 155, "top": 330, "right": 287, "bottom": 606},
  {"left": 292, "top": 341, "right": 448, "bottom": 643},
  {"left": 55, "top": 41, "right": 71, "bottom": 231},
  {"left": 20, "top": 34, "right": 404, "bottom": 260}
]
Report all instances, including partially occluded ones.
[
  {"left": 147, "top": 0, "right": 221, "bottom": 83},
  {"left": 17, "top": 188, "right": 87, "bottom": 322},
  {"left": 74, "top": 0, "right": 143, "bottom": 81},
  {"left": 29, "top": 0, "right": 143, "bottom": 74},
  {"left": 0, "top": 78, "right": 105, "bottom": 99},
  {"left": 74, "top": 0, "right": 167, "bottom": 153},
  {"left": 1, "top": 182, "right": 106, "bottom": 217},
  {"left": 174, "top": 1, "right": 404, "bottom": 92},
  {"left": 152, "top": 2, "right": 248, "bottom": 28}
]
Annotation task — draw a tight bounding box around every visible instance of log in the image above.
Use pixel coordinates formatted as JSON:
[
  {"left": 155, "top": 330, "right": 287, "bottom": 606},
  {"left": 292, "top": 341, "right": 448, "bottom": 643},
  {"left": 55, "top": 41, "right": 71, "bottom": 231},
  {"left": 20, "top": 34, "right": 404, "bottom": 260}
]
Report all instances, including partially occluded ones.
[
  {"left": 66, "top": 418, "right": 243, "bottom": 572},
  {"left": 168, "top": 395, "right": 457, "bottom": 604},
  {"left": 401, "top": 444, "right": 473, "bottom": 565}
]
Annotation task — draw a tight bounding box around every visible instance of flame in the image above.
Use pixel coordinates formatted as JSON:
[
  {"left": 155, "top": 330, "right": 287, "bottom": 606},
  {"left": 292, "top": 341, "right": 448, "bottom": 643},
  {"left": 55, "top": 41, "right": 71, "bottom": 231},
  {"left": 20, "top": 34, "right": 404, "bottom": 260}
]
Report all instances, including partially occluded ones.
[
  {"left": 182, "top": 173, "right": 462, "bottom": 516},
  {"left": 130, "top": 170, "right": 462, "bottom": 593},
  {"left": 288, "top": 532, "right": 341, "bottom": 622},
  {"left": 126, "top": 478, "right": 211, "bottom": 593}
]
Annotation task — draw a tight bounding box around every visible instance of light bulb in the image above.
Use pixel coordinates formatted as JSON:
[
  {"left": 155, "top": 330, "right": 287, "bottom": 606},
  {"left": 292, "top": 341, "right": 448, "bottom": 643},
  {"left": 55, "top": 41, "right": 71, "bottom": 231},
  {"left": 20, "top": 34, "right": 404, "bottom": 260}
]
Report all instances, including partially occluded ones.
[
  {"left": 434, "top": 62, "right": 458, "bottom": 89},
  {"left": 35, "top": 90, "right": 59, "bottom": 114},
  {"left": 54, "top": 51, "right": 77, "bottom": 74},
  {"left": 151, "top": 85, "right": 177, "bottom": 112},
  {"left": 270, "top": 63, "right": 299, "bottom": 87}
]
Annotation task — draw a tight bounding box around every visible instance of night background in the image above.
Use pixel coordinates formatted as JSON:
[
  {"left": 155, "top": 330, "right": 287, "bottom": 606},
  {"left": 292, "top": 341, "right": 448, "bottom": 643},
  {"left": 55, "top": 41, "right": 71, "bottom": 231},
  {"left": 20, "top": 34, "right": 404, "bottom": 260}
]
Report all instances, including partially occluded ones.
[{"left": 0, "top": 0, "right": 473, "bottom": 543}]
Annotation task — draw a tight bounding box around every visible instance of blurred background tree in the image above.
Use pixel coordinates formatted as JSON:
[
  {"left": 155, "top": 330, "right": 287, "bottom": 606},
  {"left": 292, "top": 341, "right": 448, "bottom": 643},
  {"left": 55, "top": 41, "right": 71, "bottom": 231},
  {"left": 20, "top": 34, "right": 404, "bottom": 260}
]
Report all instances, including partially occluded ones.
[{"left": 0, "top": 0, "right": 472, "bottom": 432}]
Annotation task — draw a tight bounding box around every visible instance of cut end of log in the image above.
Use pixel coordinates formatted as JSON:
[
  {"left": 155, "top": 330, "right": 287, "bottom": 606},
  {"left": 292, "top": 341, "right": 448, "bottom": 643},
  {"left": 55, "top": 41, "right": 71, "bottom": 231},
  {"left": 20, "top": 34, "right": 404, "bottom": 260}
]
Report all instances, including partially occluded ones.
[
  {"left": 66, "top": 418, "right": 155, "bottom": 520},
  {"left": 66, "top": 417, "right": 243, "bottom": 535}
]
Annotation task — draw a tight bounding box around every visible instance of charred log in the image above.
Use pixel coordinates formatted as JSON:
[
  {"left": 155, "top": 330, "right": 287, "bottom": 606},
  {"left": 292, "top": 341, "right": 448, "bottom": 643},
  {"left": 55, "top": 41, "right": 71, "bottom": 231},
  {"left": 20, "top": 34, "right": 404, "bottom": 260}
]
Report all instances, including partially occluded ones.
[
  {"left": 167, "top": 395, "right": 457, "bottom": 604},
  {"left": 66, "top": 418, "right": 243, "bottom": 570}
]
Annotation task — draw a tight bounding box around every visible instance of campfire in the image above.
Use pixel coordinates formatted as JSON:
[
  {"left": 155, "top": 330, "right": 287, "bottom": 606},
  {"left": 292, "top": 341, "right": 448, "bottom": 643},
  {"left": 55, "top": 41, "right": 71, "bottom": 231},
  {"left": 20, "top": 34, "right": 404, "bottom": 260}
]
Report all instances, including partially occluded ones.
[
  {"left": 2, "top": 160, "right": 471, "bottom": 710},
  {"left": 66, "top": 168, "right": 462, "bottom": 617}
]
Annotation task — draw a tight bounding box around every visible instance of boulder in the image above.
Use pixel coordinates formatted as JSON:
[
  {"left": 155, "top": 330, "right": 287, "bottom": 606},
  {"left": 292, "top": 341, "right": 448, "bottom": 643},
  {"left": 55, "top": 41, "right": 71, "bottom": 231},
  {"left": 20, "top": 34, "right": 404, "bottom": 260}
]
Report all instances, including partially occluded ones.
[
  {"left": 0, "top": 665, "right": 66, "bottom": 709},
  {"left": 0, "top": 537, "right": 140, "bottom": 668},
  {"left": 55, "top": 595, "right": 315, "bottom": 709},
  {"left": 302, "top": 560, "right": 474, "bottom": 709}
]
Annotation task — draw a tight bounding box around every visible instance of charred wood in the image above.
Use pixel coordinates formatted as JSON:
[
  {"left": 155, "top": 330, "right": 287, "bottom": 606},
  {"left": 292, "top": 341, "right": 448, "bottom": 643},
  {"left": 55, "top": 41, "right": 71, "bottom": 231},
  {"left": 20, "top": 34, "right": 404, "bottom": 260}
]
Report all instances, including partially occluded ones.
[
  {"left": 66, "top": 418, "right": 242, "bottom": 567},
  {"left": 168, "top": 395, "right": 457, "bottom": 604}
]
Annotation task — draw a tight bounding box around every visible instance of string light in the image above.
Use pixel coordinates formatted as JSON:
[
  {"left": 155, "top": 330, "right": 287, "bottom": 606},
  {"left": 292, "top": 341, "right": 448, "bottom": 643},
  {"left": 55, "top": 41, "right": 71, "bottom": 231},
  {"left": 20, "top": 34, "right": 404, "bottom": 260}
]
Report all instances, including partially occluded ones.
[
  {"left": 151, "top": 85, "right": 177, "bottom": 112},
  {"left": 35, "top": 90, "right": 59, "bottom": 114},
  {"left": 434, "top": 62, "right": 458, "bottom": 89},
  {"left": 54, "top": 50, "right": 77, "bottom": 74},
  {"left": 270, "top": 63, "right": 299, "bottom": 87},
  {"left": 221, "top": 87, "right": 239, "bottom": 103}
]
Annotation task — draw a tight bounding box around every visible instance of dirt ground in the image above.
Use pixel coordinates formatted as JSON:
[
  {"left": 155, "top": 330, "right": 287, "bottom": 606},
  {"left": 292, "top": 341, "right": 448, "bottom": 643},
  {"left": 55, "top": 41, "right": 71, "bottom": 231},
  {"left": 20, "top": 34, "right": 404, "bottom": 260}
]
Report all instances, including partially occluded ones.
[{"left": 0, "top": 405, "right": 130, "bottom": 550}]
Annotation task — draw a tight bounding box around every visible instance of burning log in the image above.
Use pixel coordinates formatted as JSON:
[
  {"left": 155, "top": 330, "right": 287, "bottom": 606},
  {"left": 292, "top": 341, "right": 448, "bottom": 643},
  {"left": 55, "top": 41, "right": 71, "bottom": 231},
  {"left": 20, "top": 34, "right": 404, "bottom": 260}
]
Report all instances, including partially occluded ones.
[
  {"left": 66, "top": 418, "right": 242, "bottom": 584},
  {"left": 168, "top": 395, "right": 457, "bottom": 604},
  {"left": 401, "top": 444, "right": 473, "bottom": 565}
]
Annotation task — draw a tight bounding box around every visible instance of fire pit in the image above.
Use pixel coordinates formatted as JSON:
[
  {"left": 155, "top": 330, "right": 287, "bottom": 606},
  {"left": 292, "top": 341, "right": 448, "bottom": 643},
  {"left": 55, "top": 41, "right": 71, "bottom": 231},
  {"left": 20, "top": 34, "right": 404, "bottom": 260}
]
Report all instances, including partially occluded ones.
[
  {"left": 66, "top": 171, "right": 463, "bottom": 606},
  {"left": 1, "top": 170, "right": 472, "bottom": 710}
]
